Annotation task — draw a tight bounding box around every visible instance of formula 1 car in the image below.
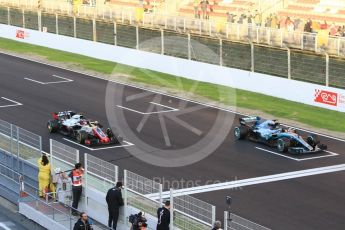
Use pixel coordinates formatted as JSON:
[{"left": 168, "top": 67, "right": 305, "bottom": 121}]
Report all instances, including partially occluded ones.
[
  {"left": 47, "top": 111, "right": 123, "bottom": 146},
  {"left": 234, "top": 116, "right": 327, "bottom": 154}
]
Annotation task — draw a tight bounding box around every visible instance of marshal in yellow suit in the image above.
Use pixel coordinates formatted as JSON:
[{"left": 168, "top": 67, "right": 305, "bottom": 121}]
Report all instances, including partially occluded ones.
[{"left": 37, "top": 156, "right": 51, "bottom": 197}]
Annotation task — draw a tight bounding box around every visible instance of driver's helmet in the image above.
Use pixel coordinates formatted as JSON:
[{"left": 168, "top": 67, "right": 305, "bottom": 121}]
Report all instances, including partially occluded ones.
[{"left": 267, "top": 120, "right": 276, "bottom": 129}]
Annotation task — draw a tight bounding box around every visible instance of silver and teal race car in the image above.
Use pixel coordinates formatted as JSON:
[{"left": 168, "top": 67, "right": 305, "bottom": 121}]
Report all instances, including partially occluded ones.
[{"left": 234, "top": 116, "right": 327, "bottom": 154}]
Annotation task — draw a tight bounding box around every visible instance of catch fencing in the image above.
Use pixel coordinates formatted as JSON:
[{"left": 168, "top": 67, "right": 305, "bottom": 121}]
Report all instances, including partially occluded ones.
[
  {"left": 50, "top": 139, "right": 79, "bottom": 172},
  {"left": 224, "top": 211, "right": 271, "bottom": 230},
  {"left": 85, "top": 153, "right": 118, "bottom": 194},
  {"left": 0, "top": 5, "right": 344, "bottom": 89}
]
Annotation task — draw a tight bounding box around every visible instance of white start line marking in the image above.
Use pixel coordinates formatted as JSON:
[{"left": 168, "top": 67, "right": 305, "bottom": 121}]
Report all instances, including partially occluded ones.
[
  {"left": 255, "top": 146, "right": 339, "bottom": 162},
  {"left": 24, "top": 74, "right": 73, "bottom": 85},
  {"left": 116, "top": 102, "right": 179, "bottom": 115},
  {"left": 0, "top": 97, "right": 23, "bottom": 108},
  {"left": 62, "top": 138, "right": 134, "bottom": 151}
]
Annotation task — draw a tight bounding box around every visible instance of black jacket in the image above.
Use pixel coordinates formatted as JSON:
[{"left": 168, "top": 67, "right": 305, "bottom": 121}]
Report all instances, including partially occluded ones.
[
  {"left": 73, "top": 219, "right": 93, "bottom": 230},
  {"left": 156, "top": 207, "right": 170, "bottom": 230},
  {"left": 106, "top": 187, "right": 124, "bottom": 210}
]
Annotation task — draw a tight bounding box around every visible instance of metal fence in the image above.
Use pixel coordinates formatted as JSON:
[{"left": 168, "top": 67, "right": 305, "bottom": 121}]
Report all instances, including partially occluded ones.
[
  {"left": 0, "top": 118, "right": 42, "bottom": 167},
  {"left": 85, "top": 153, "right": 118, "bottom": 194},
  {"left": 172, "top": 192, "right": 215, "bottom": 230},
  {"left": 0, "top": 6, "right": 344, "bottom": 89},
  {"left": 224, "top": 211, "right": 271, "bottom": 230},
  {"left": 50, "top": 139, "right": 79, "bottom": 172}
]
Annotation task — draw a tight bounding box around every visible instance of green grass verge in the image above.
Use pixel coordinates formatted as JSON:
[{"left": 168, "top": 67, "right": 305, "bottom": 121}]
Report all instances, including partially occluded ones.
[{"left": 0, "top": 37, "right": 345, "bottom": 133}]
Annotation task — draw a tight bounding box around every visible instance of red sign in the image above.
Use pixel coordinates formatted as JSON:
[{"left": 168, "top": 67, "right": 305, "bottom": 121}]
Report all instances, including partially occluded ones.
[
  {"left": 314, "top": 89, "right": 338, "bottom": 106},
  {"left": 16, "top": 30, "right": 25, "bottom": 39}
]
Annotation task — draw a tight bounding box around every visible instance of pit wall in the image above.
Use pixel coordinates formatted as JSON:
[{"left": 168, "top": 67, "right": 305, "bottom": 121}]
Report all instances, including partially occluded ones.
[{"left": 0, "top": 24, "right": 344, "bottom": 112}]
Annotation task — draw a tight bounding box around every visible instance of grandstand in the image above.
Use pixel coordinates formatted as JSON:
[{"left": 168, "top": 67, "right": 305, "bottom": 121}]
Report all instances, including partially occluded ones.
[{"left": 279, "top": 0, "right": 345, "bottom": 23}]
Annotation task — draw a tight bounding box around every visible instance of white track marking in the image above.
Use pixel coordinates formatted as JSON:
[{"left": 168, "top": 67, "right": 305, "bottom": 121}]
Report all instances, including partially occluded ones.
[
  {"left": 147, "top": 164, "right": 345, "bottom": 198},
  {"left": 255, "top": 147, "right": 301, "bottom": 161},
  {"left": 62, "top": 138, "right": 134, "bottom": 151},
  {"left": 2, "top": 51, "right": 345, "bottom": 143},
  {"left": 255, "top": 147, "right": 339, "bottom": 162},
  {"left": 0, "top": 97, "right": 22, "bottom": 108},
  {"left": 116, "top": 102, "right": 179, "bottom": 115},
  {"left": 24, "top": 74, "right": 73, "bottom": 85},
  {"left": 0, "top": 223, "right": 12, "bottom": 230}
]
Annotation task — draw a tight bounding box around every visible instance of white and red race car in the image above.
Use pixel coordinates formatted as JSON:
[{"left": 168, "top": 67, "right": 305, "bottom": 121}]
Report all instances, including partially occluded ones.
[{"left": 47, "top": 111, "right": 123, "bottom": 146}]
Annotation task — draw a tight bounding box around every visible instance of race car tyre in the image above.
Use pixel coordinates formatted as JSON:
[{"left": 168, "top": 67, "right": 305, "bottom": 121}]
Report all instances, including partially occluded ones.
[
  {"left": 307, "top": 134, "right": 320, "bottom": 147},
  {"left": 234, "top": 126, "right": 248, "bottom": 140},
  {"left": 277, "top": 138, "right": 290, "bottom": 153},
  {"left": 47, "top": 120, "right": 59, "bottom": 133},
  {"left": 76, "top": 131, "right": 87, "bottom": 144}
]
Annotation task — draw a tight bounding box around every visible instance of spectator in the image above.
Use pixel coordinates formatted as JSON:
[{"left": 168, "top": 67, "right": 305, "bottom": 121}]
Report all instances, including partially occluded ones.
[
  {"left": 304, "top": 19, "right": 312, "bottom": 33},
  {"left": 73, "top": 212, "right": 93, "bottom": 230},
  {"left": 69, "top": 163, "right": 84, "bottom": 215},
  {"left": 200, "top": 0, "right": 209, "bottom": 19},
  {"left": 212, "top": 220, "right": 222, "bottom": 230},
  {"left": 193, "top": 0, "right": 200, "bottom": 18},
  {"left": 156, "top": 200, "right": 171, "bottom": 230},
  {"left": 37, "top": 154, "right": 51, "bottom": 198},
  {"left": 106, "top": 182, "right": 124, "bottom": 230},
  {"left": 254, "top": 10, "right": 261, "bottom": 26},
  {"left": 271, "top": 13, "right": 278, "bottom": 29},
  {"left": 329, "top": 23, "right": 338, "bottom": 36}
]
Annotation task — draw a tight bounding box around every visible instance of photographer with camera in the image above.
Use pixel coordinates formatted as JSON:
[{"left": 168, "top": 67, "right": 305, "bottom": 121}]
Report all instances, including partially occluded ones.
[
  {"left": 129, "top": 212, "right": 147, "bottom": 230},
  {"left": 156, "top": 200, "right": 171, "bottom": 230},
  {"left": 106, "top": 182, "right": 124, "bottom": 230}
]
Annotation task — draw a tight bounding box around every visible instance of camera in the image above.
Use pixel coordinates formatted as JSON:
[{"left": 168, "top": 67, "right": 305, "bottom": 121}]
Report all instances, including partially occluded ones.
[
  {"left": 129, "top": 212, "right": 147, "bottom": 230},
  {"left": 226, "top": 196, "right": 232, "bottom": 206}
]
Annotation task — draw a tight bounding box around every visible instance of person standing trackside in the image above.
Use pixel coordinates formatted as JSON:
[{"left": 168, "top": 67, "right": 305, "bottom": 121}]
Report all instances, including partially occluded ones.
[
  {"left": 70, "top": 163, "right": 84, "bottom": 215},
  {"left": 106, "top": 182, "right": 124, "bottom": 230},
  {"left": 156, "top": 200, "right": 171, "bottom": 230},
  {"left": 37, "top": 154, "right": 51, "bottom": 198},
  {"left": 212, "top": 220, "right": 223, "bottom": 230},
  {"left": 73, "top": 212, "right": 93, "bottom": 230}
]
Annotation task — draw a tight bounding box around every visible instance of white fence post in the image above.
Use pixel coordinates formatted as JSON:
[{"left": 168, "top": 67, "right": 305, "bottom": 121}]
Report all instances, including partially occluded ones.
[
  {"left": 123, "top": 170, "right": 128, "bottom": 226},
  {"left": 161, "top": 29, "right": 164, "bottom": 55},
  {"left": 325, "top": 53, "right": 329, "bottom": 87},
  {"left": 136, "top": 25, "right": 139, "bottom": 50},
  {"left": 170, "top": 188, "right": 174, "bottom": 230},
  {"left": 56, "top": 13, "right": 58, "bottom": 35},
  {"left": 49, "top": 139, "right": 53, "bottom": 166},
  {"left": 188, "top": 33, "right": 191, "bottom": 60},
  {"left": 84, "top": 153, "right": 88, "bottom": 211},
  {"left": 224, "top": 211, "right": 228, "bottom": 229},
  {"left": 22, "top": 9, "right": 25, "bottom": 28},
  {"left": 7, "top": 7, "right": 10, "bottom": 25},
  {"left": 114, "top": 22, "right": 117, "bottom": 46},
  {"left": 287, "top": 47, "right": 291, "bottom": 79},
  {"left": 73, "top": 16, "right": 76, "bottom": 38},
  {"left": 219, "top": 38, "right": 223, "bottom": 66},
  {"left": 212, "top": 205, "right": 216, "bottom": 226},
  {"left": 92, "top": 18, "right": 96, "bottom": 42},
  {"left": 251, "top": 42, "right": 254, "bottom": 72},
  {"left": 159, "top": 184, "right": 163, "bottom": 205}
]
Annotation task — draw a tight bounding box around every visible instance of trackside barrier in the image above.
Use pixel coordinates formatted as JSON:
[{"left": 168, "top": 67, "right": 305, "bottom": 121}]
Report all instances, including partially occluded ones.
[
  {"left": 224, "top": 211, "right": 271, "bottom": 230},
  {"left": 50, "top": 139, "right": 79, "bottom": 172}
]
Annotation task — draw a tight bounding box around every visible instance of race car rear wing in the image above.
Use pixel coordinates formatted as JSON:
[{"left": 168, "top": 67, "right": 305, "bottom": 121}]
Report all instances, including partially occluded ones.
[{"left": 239, "top": 116, "right": 261, "bottom": 125}]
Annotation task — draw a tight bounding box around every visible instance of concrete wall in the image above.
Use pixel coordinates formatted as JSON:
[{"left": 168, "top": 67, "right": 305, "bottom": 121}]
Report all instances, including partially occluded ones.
[{"left": 0, "top": 24, "right": 344, "bottom": 112}]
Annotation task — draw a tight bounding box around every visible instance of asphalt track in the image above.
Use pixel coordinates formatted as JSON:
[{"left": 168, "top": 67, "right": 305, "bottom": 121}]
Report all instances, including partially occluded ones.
[{"left": 0, "top": 52, "right": 345, "bottom": 229}]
